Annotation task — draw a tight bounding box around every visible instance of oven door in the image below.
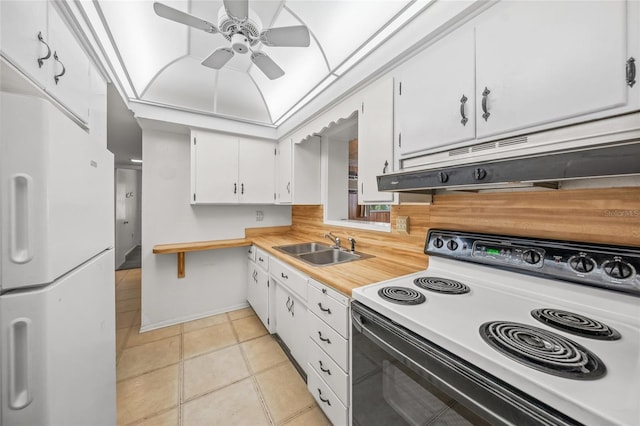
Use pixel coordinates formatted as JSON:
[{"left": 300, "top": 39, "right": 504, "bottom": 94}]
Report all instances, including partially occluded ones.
[{"left": 351, "top": 302, "right": 579, "bottom": 426}]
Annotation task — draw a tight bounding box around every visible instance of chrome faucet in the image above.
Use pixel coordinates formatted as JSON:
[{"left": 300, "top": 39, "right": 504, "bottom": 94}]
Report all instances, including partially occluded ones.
[
  {"left": 324, "top": 232, "right": 341, "bottom": 249},
  {"left": 347, "top": 237, "right": 356, "bottom": 253}
]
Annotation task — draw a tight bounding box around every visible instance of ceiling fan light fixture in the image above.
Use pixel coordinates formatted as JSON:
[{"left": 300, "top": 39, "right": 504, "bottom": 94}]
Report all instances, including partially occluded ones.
[{"left": 231, "top": 33, "right": 250, "bottom": 54}]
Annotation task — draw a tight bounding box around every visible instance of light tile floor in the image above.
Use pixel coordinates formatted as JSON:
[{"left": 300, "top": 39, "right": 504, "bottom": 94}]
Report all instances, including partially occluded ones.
[{"left": 115, "top": 268, "right": 331, "bottom": 426}]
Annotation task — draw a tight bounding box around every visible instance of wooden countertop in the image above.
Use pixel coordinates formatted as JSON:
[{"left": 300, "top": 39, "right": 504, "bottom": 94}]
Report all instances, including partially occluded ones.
[
  {"left": 250, "top": 233, "right": 426, "bottom": 296},
  {"left": 152, "top": 238, "right": 252, "bottom": 254},
  {"left": 153, "top": 231, "right": 427, "bottom": 296}
]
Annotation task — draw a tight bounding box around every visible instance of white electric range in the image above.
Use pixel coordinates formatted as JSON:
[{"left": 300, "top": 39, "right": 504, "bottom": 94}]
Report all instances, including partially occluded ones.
[{"left": 351, "top": 230, "right": 640, "bottom": 426}]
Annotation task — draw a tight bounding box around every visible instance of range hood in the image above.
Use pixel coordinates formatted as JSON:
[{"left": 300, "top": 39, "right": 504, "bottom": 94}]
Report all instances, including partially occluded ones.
[{"left": 378, "top": 114, "right": 640, "bottom": 193}]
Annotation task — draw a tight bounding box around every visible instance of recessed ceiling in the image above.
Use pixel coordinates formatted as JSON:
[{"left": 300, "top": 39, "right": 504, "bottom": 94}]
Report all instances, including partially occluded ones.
[{"left": 85, "top": 0, "right": 418, "bottom": 127}]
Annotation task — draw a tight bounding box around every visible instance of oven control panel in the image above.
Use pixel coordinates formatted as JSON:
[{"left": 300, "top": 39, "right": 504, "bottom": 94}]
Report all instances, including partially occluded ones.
[{"left": 426, "top": 230, "right": 640, "bottom": 296}]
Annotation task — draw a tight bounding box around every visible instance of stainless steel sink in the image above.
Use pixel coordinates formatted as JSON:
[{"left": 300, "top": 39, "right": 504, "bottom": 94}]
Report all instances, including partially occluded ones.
[
  {"left": 275, "top": 242, "right": 331, "bottom": 255},
  {"left": 298, "top": 249, "right": 361, "bottom": 265},
  {"left": 273, "top": 242, "right": 372, "bottom": 266}
]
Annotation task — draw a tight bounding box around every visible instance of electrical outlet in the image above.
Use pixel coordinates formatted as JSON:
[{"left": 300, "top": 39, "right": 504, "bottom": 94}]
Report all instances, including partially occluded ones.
[
  {"left": 256, "top": 211, "right": 264, "bottom": 222},
  {"left": 396, "top": 216, "right": 409, "bottom": 234}
]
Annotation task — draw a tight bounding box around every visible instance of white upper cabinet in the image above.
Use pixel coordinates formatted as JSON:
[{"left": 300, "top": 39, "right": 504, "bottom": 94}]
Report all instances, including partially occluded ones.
[
  {"left": 393, "top": 0, "right": 638, "bottom": 165},
  {"left": 190, "top": 130, "right": 275, "bottom": 204},
  {"left": 475, "top": 1, "right": 629, "bottom": 139},
  {"left": 0, "top": 0, "right": 49, "bottom": 86},
  {"left": 395, "top": 27, "right": 475, "bottom": 157},
  {"left": 275, "top": 137, "right": 321, "bottom": 205},
  {"left": 46, "top": 5, "right": 91, "bottom": 124},
  {"left": 238, "top": 137, "right": 276, "bottom": 204},
  {"left": 0, "top": 1, "right": 91, "bottom": 124},
  {"left": 358, "top": 77, "right": 395, "bottom": 203}
]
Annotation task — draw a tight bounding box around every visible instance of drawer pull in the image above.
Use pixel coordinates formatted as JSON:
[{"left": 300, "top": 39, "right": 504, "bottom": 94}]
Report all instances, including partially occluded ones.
[
  {"left": 281, "top": 272, "right": 288, "bottom": 279},
  {"left": 317, "top": 331, "right": 331, "bottom": 344},
  {"left": 258, "top": 257, "right": 264, "bottom": 262},
  {"left": 317, "top": 303, "right": 331, "bottom": 314},
  {"left": 317, "top": 388, "right": 331, "bottom": 406},
  {"left": 321, "top": 288, "right": 327, "bottom": 294},
  {"left": 318, "top": 360, "right": 331, "bottom": 375}
]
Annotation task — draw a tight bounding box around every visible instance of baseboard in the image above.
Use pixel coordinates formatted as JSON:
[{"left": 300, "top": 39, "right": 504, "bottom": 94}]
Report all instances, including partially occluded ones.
[{"left": 139, "top": 302, "right": 250, "bottom": 333}]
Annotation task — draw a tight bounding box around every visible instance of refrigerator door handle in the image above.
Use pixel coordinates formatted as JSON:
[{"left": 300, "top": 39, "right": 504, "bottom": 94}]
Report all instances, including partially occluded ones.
[
  {"left": 9, "top": 318, "right": 33, "bottom": 409},
  {"left": 9, "top": 174, "right": 34, "bottom": 264}
]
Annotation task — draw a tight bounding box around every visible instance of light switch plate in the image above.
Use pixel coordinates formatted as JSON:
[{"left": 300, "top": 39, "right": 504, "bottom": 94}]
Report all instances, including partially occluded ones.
[{"left": 396, "top": 216, "right": 409, "bottom": 234}]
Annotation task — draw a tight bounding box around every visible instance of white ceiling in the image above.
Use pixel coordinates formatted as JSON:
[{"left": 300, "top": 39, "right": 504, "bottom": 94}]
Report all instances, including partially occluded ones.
[{"left": 88, "top": 0, "right": 421, "bottom": 127}]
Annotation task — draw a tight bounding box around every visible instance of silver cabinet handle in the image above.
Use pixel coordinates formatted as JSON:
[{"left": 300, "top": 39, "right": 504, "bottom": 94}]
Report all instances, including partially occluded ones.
[
  {"left": 317, "top": 331, "right": 331, "bottom": 344},
  {"left": 460, "top": 94, "right": 468, "bottom": 126},
  {"left": 53, "top": 51, "right": 66, "bottom": 84},
  {"left": 317, "top": 388, "right": 331, "bottom": 406},
  {"left": 318, "top": 360, "right": 331, "bottom": 375},
  {"left": 481, "top": 87, "right": 491, "bottom": 121},
  {"left": 627, "top": 57, "right": 636, "bottom": 87},
  {"left": 37, "top": 32, "right": 51, "bottom": 68},
  {"left": 317, "top": 303, "right": 331, "bottom": 314}
]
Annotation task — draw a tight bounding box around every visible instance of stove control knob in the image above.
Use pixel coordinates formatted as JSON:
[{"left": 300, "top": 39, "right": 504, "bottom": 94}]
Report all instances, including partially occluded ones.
[
  {"left": 569, "top": 256, "right": 595, "bottom": 273},
  {"left": 603, "top": 259, "right": 634, "bottom": 280},
  {"left": 433, "top": 237, "right": 444, "bottom": 249},
  {"left": 522, "top": 250, "right": 542, "bottom": 265},
  {"left": 446, "top": 240, "right": 459, "bottom": 251}
]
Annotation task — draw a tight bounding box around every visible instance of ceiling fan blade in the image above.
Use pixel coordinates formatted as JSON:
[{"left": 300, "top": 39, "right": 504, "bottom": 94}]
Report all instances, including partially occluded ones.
[
  {"left": 223, "top": 0, "right": 249, "bottom": 22},
  {"left": 251, "top": 52, "right": 284, "bottom": 80},
  {"left": 153, "top": 2, "right": 218, "bottom": 33},
  {"left": 202, "top": 48, "right": 235, "bottom": 69},
  {"left": 260, "top": 26, "right": 310, "bottom": 47}
]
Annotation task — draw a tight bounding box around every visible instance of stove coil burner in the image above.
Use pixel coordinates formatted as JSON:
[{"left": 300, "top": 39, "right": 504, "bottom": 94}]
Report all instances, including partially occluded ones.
[
  {"left": 480, "top": 321, "right": 606, "bottom": 380},
  {"left": 413, "top": 277, "right": 470, "bottom": 295},
  {"left": 378, "top": 286, "right": 426, "bottom": 305},
  {"left": 531, "top": 308, "right": 621, "bottom": 341}
]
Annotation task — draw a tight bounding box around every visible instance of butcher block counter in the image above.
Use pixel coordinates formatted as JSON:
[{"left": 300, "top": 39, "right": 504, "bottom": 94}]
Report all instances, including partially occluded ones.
[{"left": 152, "top": 228, "right": 427, "bottom": 297}]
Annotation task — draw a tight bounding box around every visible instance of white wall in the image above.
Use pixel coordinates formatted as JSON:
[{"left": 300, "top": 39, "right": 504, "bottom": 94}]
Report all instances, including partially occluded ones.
[
  {"left": 141, "top": 128, "right": 291, "bottom": 330},
  {"left": 115, "top": 168, "right": 141, "bottom": 267}
]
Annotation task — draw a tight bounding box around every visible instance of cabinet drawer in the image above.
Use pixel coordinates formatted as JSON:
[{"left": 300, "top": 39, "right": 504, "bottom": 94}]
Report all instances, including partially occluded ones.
[
  {"left": 308, "top": 284, "right": 349, "bottom": 339},
  {"left": 270, "top": 257, "right": 307, "bottom": 301},
  {"left": 255, "top": 248, "right": 269, "bottom": 271},
  {"left": 247, "top": 245, "right": 257, "bottom": 262},
  {"left": 308, "top": 340, "right": 349, "bottom": 406},
  {"left": 307, "top": 366, "right": 348, "bottom": 426},
  {"left": 309, "top": 312, "right": 348, "bottom": 371}
]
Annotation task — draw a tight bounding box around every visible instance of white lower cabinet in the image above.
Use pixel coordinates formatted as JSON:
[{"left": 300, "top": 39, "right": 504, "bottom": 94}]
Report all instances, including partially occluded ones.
[
  {"left": 307, "top": 278, "right": 350, "bottom": 425},
  {"left": 247, "top": 246, "right": 272, "bottom": 332},
  {"left": 274, "top": 281, "right": 307, "bottom": 372}
]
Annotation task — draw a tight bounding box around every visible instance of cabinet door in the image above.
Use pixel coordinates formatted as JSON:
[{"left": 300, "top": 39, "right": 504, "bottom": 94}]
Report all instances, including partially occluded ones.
[
  {"left": 275, "top": 284, "right": 307, "bottom": 370},
  {"left": 358, "top": 77, "right": 395, "bottom": 203},
  {"left": 476, "top": 1, "right": 628, "bottom": 139},
  {"left": 191, "top": 132, "right": 239, "bottom": 204},
  {"left": 0, "top": 0, "right": 50, "bottom": 88},
  {"left": 47, "top": 4, "right": 91, "bottom": 123},
  {"left": 395, "top": 27, "right": 475, "bottom": 156},
  {"left": 276, "top": 138, "right": 293, "bottom": 204},
  {"left": 247, "top": 262, "right": 269, "bottom": 330},
  {"left": 238, "top": 138, "right": 275, "bottom": 204}
]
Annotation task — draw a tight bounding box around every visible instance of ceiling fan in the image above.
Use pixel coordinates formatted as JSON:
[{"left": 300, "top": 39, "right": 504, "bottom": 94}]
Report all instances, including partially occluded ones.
[{"left": 153, "top": 0, "right": 311, "bottom": 80}]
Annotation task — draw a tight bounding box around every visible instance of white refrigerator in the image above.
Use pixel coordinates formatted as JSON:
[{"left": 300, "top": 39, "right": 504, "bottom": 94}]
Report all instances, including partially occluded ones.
[{"left": 0, "top": 92, "right": 116, "bottom": 425}]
